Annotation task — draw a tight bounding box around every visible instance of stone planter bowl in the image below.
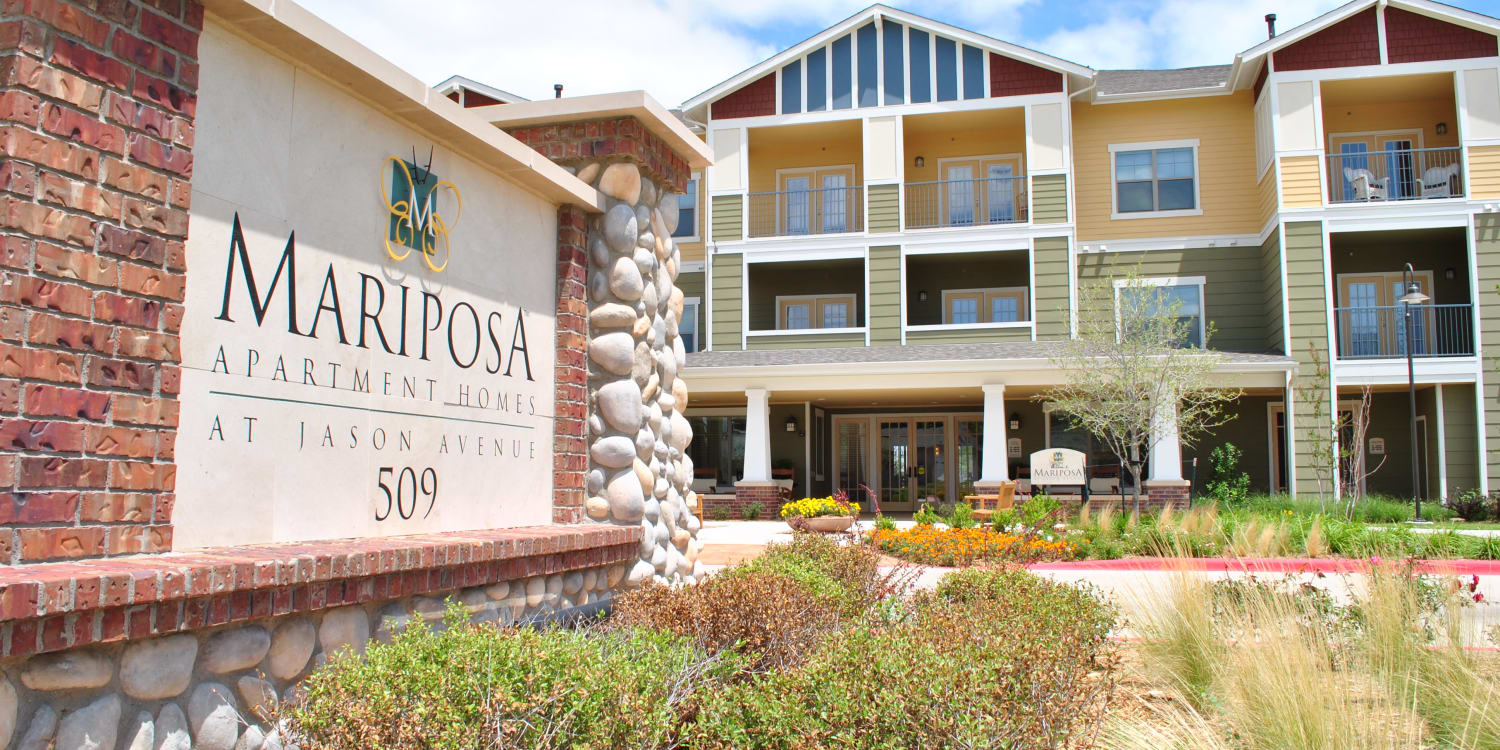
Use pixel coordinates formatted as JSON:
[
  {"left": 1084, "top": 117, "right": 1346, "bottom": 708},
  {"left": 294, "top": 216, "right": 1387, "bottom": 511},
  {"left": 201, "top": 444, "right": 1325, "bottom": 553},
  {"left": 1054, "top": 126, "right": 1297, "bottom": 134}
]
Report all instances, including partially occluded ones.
[{"left": 793, "top": 516, "right": 855, "bottom": 533}]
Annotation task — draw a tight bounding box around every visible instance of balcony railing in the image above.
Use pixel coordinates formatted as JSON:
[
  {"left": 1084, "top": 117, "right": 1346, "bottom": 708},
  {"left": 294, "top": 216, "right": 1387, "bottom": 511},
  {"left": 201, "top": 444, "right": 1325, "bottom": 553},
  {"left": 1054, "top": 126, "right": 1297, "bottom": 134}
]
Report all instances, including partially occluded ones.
[
  {"left": 747, "top": 185, "right": 864, "bottom": 238},
  {"left": 1333, "top": 304, "right": 1474, "bottom": 359},
  {"left": 1326, "top": 147, "right": 1463, "bottom": 204},
  {"left": 904, "top": 175, "right": 1027, "bottom": 229}
]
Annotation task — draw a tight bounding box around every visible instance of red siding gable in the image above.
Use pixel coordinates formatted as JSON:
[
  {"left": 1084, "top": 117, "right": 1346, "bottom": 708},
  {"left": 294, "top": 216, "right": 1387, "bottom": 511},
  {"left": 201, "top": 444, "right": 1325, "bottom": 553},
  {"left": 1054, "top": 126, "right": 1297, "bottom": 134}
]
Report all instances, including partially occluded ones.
[
  {"left": 988, "top": 53, "right": 1062, "bottom": 97},
  {"left": 1385, "top": 7, "right": 1498, "bottom": 63},
  {"left": 711, "top": 73, "right": 776, "bottom": 119},
  {"left": 1272, "top": 8, "right": 1380, "bottom": 71}
]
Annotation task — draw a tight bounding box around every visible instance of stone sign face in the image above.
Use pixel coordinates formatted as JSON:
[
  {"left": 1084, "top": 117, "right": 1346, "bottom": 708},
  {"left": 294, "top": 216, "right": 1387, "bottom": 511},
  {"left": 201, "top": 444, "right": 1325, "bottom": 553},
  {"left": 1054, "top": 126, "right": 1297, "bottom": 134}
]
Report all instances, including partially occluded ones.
[
  {"left": 172, "top": 26, "right": 557, "bottom": 548},
  {"left": 1029, "top": 447, "right": 1087, "bottom": 486}
]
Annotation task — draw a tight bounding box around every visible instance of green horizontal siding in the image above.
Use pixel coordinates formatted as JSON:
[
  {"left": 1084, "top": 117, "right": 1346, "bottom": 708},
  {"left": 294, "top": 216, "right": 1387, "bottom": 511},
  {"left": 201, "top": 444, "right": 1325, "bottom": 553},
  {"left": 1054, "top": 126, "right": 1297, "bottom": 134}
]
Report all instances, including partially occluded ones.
[
  {"left": 869, "top": 245, "right": 901, "bottom": 346},
  {"left": 1442, "top": 384, "right": 1479, "bottom": 498},
  {"left": 905, "top": 326, "right": 1032, "bottom": 345},
  {"left": 868, "top": 184, "right": 899, "bottom": 234},
  {"left": 1031, "top": 174, "right": 1067, "bottom": 224},
  {"left": 1261, "top": 227, "right": 1285, "bottom": 354},
  {"left": 1477, "top": 214, "right": 1500, "bottom": 490},
  {"left": 711, "top": 194, "right": 743, "bottom": 242},
  {"left": 746, "top": 331, "right": 865, "bottom": 349},
  {"left": 1032, "top": 236, "right": 1070, "bottom": 340},
  {"left": 1284, "top": 221, "right": 1330, "bottom": 497},
  {"left": 1074, "top": 245, "right": 1269, "bottom": 353},
  {"left": 710, "top": 252, "right": 742, "bottom": 351}
]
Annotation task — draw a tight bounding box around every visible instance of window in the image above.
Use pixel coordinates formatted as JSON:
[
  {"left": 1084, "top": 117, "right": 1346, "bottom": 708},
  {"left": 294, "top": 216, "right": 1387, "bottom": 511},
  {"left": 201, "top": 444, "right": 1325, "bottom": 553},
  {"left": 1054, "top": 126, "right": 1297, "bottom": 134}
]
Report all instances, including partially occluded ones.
[
  {"left": 672, "top": 177, "right": 698, "bottom": 239},
  {"left": 942, "top": 288, "right": 1028, "bottom": 325},
  {"left": 778, "top": 294, "right": 857, "bottom": 330},
  {"left": 1114, "top": 277, "right": 1205, "bottom": 348},
  {"left": 1110, "top": 141, "right": 1199, "bottom": 217},
  {"left": 680, "top": 299, "right": 699, "bottom": 353}
]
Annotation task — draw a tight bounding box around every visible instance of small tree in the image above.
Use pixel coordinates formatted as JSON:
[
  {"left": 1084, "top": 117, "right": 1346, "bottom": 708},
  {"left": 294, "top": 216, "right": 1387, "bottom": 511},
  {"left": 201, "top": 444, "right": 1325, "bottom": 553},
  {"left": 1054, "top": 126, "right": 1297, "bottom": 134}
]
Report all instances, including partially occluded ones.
[
  {"left": 1298, "top": 342, "right": 1342, "bottom": 506},
  {"left": 1041, "top": 271, "right": 1239, "bottom": 508}
]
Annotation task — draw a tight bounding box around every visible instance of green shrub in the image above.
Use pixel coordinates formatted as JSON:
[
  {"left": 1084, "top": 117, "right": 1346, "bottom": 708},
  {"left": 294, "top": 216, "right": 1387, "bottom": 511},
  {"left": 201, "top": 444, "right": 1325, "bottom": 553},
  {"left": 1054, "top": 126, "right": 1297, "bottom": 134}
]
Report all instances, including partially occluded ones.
[
  {"left": 287, "top": 604, "right": 734, "bottom": 750},
  {"left": 913, "top": 504, "right": 942, "bottom": 526},
  {"left": 873, "top": 513, "right": 896, "bottom": 531},
  {"left": 710, "top": 505, "right": 731, "bottom": 521},
  {"left": 732, "top": 533, "right": 884, "bottom": 617},
  {"left": 1446, "top": 488, "right": 1495, "bottom": 522},
  {"left": 741, "top": 501, "right": 762, "bottom": 520},
  {"left": 946, "top": 501, "right": 977, "bottom": 529},
  {"left": 1206, "top": 443, "right": 1251, "bottom": 504},
  {"left": 689, "top": 569, "right": 1115, "bottom": 749},
  {"left": 1020, "top": 494, "right": 1062, "bottom": 527}
]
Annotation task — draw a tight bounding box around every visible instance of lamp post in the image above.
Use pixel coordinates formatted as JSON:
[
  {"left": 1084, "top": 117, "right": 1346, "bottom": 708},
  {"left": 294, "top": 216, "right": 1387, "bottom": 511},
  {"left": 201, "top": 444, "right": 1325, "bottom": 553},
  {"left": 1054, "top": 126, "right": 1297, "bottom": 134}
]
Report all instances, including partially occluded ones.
[{"left": 1397, "top": 263, "right": 1429, "bottom": 522}]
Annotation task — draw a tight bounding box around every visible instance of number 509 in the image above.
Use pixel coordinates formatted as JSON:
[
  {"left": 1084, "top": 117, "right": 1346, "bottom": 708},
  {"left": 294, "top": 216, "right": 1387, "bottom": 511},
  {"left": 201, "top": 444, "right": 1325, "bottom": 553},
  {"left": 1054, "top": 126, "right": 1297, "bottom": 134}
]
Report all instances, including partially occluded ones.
[{"left": 375, "top": 466, "right": 437, "bottom": 520}]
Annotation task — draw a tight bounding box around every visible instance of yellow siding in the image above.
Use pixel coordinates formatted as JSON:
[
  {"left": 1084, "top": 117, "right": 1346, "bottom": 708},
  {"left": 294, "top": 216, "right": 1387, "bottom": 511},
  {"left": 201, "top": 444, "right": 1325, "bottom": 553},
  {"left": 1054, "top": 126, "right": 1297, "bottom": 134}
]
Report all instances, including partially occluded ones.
[
  {"left": 1072, "top": 92, "right": 1259, "bottom": 242},
  {"left": 1320, "top": 97, "right": 1458, "bottom": 151},
  {"left": 1280, "top": 155, "right": 1323, "bottom": 208},
  {"left": 901, "top": 124, "right": 1026, "bottom": 184},
  {"left": 1257, "top": 166, "right": 1277, "bottom": 230},
  {"left": 1468, "top": 145, "right": 1500, "bottom": 198},
  {"left": 747, "top": 121, "right": 863, "bottom": 193}
]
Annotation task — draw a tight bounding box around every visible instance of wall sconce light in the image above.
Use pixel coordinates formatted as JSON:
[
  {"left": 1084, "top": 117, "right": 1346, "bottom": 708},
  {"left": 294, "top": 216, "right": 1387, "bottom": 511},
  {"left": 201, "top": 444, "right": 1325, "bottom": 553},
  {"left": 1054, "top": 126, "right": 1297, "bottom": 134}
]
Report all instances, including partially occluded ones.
[
  {"left": 1436, "top": 122, "right": 1449, "bottom": 135},
  {"left": 918, "top": 290, "right": 929, "bottom": 302},
  {"left": 914, "top": 156, "right": 925, "bottom": 167},
  {"left": 785, "top": 415, "right": 798, "bottom": 433},
  {"left": 1445, "top": 267, "right": 1457, "bottom": 280},
  {"left": 1009, "top": 412, "right": 1021, "bottom": 431}
]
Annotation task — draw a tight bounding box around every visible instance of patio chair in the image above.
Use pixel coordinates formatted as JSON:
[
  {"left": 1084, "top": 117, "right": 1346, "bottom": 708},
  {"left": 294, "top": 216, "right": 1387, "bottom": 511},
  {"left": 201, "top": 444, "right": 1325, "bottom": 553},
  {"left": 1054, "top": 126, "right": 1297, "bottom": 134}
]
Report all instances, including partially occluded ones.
[
  {"left": 966, "top": 481, "right": 1016, "bottom": 523},
  {"left": 1420, "top": 162, "right": 1460, "bottom": 198},
  {"left": 1343, "top": 167, "right": 1389, "bottom": 201}
]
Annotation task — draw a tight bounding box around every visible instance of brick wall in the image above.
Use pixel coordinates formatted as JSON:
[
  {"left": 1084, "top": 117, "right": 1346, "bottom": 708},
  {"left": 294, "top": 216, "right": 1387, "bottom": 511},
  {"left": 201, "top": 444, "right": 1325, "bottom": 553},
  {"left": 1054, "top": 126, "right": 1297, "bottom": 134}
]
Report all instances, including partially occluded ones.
[
  {"left": 506, "top": 116, "right": 690, "bottom": 193},
  {"left": 1272, "top": 8, "right": 1379, "bottom": 72},
  {"left": 0, "top": 0, "right": 200, "bottom": 563},
  {"left": 1385, "top": 7, "right": 1498, "bottom": 64},
  {"left": 553, "top": 204, "right": 588, "bottom": 524},
  {"left": 704, "top": 483, "right": 783, "bottom": 520},
  {"left": 709, "top": 72, "right": 774, "bottom": 120},
  {"left": 988, "top": 53, "right": 1062, "bottom": 98}
]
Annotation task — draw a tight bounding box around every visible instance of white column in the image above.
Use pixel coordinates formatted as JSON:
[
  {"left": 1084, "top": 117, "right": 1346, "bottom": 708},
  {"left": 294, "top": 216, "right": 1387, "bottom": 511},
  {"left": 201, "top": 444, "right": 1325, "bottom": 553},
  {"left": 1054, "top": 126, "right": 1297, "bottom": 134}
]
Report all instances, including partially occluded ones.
[
  {"left": 977, "top": 384, "right": 1009, "bottom": 485},
  {"left": 741, "top": 387, "right": 772, "bottom": 483},
  {"left": 1148, "top": 392, "right": 1183, "bottom": 481}
]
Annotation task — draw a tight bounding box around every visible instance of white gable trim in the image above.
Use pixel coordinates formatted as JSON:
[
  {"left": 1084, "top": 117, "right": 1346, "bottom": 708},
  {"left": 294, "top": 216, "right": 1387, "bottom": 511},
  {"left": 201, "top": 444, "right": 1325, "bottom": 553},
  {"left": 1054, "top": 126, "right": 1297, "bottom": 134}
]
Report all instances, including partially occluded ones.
[{"left": 682, "top": 3, "right": 1091, "bottom": 112}]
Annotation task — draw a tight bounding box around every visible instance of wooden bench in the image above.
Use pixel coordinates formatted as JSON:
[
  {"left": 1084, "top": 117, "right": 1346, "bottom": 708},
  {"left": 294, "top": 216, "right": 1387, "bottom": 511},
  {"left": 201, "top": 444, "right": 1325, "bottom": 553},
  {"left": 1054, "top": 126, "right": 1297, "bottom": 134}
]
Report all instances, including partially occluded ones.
[{"left": 964, "top": 481, "right": 1016, "bottom": 522}]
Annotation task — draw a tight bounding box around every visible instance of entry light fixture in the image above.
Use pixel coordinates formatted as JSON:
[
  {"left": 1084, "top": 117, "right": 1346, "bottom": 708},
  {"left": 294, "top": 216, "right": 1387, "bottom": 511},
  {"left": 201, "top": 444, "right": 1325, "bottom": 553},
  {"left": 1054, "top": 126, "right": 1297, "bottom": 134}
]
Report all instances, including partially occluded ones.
[
  {"left": 1445, "top": 267, "right": 1457, "bottom": 280},
  {"left": 914, "top": 155, "right": 925, "bottom": 167},
  {"left": 1009, "top": 412, "right": 1021, "bottom": 431},
  {"left": 918, "top": 290, "right": 929, "bottom": 302},
  {"left": 1436, "top": 122, "right": 1448, "bottom": 135},
  {"left": 785, "top": 415, "right": 798, "bottom": 433}
]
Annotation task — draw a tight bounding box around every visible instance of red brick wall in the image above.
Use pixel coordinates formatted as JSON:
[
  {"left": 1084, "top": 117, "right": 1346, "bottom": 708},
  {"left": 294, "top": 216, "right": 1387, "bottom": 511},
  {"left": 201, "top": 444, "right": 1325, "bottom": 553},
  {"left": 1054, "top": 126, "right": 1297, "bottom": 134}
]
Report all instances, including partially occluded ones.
[
  {"left": 1385, "top": 7, "right": 1498, "bottom": 64},
  {"left": 553, "top": 205, "right": 587, "bottom": 524},
  {"left": 1, "top": 0, "right": 200, "bottom": 563},
  {"left": 988, "top": 53, "right": 1062, "bottom": 98},
  {"left": 710, "top": 72, "right": 774, "bottom": 120},
  {"left": 1272, "top": 8, "right": 1379, "bottom": 72},
  {"left": 506, "top": 116, "right": 690, "bottom": 192}
]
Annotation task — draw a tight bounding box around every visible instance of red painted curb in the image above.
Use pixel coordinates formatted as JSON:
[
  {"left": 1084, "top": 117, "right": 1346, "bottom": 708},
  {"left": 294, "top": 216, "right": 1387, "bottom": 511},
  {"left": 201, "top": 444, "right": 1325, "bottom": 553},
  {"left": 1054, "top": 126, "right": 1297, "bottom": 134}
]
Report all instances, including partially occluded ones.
[{"left": 1025, "top": 558, "right": 1500, "bottom": 575}]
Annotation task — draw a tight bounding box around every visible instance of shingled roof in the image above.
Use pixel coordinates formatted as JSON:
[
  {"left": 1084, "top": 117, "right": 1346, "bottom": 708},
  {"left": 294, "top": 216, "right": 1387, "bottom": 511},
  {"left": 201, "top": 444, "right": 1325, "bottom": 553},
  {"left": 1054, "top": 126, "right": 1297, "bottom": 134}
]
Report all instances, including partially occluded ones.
[
  {"left": 1096, "top": 65, "right": 1234, "bottom": 97},
  {"left": 684, "top": 341, "right": 1293, "bottom": 369}
]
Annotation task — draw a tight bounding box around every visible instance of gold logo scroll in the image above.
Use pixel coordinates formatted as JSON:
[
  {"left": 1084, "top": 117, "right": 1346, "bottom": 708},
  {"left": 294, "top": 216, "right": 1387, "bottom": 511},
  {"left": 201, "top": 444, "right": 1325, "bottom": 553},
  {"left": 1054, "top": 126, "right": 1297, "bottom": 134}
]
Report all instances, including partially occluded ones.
[{"left": 381, "top": 156, "right": 462, "bottom": 273}]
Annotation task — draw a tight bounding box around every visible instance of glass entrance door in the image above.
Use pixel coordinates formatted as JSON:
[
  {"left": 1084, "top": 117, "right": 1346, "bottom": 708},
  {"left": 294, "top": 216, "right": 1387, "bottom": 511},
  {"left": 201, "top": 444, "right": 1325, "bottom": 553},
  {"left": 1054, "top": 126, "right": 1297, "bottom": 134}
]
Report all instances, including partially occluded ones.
[
  {"left": 877, "top": 419, "right": 948, "bottom": 511},
  {"left": 879, "top": 420, "right": 912, "bottom": 510}
]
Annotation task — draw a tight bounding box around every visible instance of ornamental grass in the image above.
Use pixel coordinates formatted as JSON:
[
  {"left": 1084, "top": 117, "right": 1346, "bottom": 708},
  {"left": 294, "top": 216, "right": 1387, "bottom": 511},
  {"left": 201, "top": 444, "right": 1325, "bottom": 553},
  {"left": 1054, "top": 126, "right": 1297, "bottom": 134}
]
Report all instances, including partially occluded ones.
[{"left": 867, "top": 525, "right": 1075, "bottom": 566}]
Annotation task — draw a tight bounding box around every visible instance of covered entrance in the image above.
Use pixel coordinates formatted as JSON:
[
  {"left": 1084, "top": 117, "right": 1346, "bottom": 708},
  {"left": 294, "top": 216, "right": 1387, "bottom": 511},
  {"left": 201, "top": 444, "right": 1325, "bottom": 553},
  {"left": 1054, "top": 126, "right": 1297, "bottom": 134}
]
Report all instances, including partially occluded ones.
[{"left": 834, "top": 413, "right": 984, "bottom": 512}]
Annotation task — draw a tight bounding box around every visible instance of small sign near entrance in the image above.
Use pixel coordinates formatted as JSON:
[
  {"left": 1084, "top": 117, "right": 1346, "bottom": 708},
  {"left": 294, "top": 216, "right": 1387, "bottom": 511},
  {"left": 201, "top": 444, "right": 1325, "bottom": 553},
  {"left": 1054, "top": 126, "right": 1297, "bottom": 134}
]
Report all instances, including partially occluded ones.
[
  {"left": 1369, "top": 437, "right": 1386, "bottom": 455},
  {"left": 1008, "top": 437, "right": 1022, "bottom": 458},
  {"left": 1029, "top": 448, "right": 1086, "bottom": 486}
]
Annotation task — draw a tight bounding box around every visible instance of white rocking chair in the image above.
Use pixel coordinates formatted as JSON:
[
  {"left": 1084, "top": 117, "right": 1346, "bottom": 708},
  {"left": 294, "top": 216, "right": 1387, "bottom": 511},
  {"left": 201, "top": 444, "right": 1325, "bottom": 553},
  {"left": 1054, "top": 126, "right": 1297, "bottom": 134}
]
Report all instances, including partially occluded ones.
[
  {"left": 1343, "top": 167, "right": 1389, "bottom": 201},
  {"left": 1420, "top": 163, "right": 1460, "bottom": 198}
]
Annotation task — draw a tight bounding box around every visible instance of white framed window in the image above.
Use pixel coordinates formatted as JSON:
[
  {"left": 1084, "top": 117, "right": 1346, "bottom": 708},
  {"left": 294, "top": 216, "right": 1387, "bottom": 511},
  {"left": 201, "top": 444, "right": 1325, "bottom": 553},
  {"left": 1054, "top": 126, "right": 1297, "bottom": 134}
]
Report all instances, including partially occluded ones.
[
  {"left": 1112, "top": 276, "right": 1205, "bottom": 348},
  {"left": 940, "top": 287, "right": 1028, "bottom": 324},
  {"left": 1109, "top": 139, "right": 1201, "bottom": 220},
  {"left": 776, "top": 294, "right": 857, "bottom": 330},
  {"left": 672, "top": 174, "right": 700, "bottom": 241},
  {"left": 680, "top": 298, "right": 700, "bottom": 353}
]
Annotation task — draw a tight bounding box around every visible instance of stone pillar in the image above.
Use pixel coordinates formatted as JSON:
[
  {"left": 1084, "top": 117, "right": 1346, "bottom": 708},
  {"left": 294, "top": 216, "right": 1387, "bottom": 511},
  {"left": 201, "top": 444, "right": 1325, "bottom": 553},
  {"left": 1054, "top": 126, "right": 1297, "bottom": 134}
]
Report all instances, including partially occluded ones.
[
  {"left": 741, "top": 387, "right": 772, "bottom": 484},
  {"left": 975, "top": 384, "right": 1009, "bottom": 490}
]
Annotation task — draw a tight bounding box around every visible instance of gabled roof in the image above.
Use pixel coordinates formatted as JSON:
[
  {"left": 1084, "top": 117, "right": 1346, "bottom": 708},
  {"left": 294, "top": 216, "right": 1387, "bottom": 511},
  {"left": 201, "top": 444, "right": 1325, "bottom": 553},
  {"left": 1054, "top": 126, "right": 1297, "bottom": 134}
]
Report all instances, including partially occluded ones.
[
  {"left": 680, "top": 3, "right": 1094, "bottom": 116},
  {"left": 1096, "top": 65, "right": 1233, "bottom": 99},
  {"left": 433, "top": 75, "right": 529, "bottom": 105},
  {"left": 1229, "top": 0, "right": 1500, "bottom": 90}
]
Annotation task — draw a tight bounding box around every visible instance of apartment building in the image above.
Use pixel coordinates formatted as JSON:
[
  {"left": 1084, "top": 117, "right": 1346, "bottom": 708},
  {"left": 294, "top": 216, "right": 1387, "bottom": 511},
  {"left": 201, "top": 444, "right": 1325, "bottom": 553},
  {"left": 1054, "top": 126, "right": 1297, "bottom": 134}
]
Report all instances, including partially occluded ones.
[{"left": 454, "top": 0, "right": 1500, "bottom": 514}]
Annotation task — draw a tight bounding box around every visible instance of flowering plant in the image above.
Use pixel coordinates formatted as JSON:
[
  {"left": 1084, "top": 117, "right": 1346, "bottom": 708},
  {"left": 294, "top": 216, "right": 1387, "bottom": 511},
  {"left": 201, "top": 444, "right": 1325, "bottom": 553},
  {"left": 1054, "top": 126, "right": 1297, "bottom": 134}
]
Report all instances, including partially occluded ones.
[
  {"left": 780, "top": 492, "right": 860, "bottom": 519},
  {"left": 867, "top": 526, "right": 1075, "bottom": 566}
]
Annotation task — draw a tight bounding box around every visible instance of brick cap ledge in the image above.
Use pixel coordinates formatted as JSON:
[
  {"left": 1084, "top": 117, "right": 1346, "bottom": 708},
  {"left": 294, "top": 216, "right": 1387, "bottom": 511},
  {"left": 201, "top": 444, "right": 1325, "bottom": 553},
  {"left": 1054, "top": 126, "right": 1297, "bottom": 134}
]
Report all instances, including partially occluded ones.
[{"left": 0, "top": 524, "right": 640, "bottom": 625}]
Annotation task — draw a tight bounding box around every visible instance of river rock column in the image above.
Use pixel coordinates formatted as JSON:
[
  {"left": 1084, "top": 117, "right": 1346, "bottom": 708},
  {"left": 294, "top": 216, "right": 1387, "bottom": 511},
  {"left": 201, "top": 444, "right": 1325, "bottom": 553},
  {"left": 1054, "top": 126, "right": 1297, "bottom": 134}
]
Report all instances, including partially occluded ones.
[{"left": 579, "top": 160, "right": 704, "bottom": 586}]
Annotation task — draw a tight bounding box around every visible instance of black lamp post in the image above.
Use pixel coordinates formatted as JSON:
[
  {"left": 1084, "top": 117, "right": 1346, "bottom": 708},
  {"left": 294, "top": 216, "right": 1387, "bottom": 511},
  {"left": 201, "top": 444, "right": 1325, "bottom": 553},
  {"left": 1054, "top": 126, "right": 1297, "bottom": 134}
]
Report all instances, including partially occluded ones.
[{"left": 1397, "top": 263, "right": 1429, "bottom": 522}]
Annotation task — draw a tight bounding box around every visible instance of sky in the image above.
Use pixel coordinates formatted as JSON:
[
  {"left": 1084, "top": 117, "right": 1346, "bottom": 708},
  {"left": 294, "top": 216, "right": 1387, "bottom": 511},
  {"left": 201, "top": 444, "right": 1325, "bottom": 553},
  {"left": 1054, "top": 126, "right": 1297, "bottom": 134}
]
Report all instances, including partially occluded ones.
[{"left": 294, "top": 0, "right": 1500, "bottom": 106}]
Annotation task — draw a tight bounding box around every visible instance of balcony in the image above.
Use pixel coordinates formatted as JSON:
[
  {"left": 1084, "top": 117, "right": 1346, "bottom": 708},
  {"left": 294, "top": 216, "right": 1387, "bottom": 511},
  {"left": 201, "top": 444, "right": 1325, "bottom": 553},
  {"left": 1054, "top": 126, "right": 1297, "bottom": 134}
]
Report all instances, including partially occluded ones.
[
  {"left": 747, "top": 185, "right": 864, "bottom": 238},
  {"left": 1325, "top": 146, "right": 1463, "bottom": 203},
  {"left": 904, "top": 175, "right": 1027, "bottom": 229},
  {"left": 1333, "top": 304, "right": 1474, "bottom": 359}
]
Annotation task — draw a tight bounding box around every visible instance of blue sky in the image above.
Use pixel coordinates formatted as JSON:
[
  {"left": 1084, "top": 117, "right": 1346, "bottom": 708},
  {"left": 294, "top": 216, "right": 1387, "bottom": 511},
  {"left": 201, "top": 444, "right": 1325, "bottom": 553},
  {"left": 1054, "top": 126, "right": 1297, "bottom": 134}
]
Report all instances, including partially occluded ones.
[{"left": 295, "top": 0, "right": 1500, "bottom": 105}]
